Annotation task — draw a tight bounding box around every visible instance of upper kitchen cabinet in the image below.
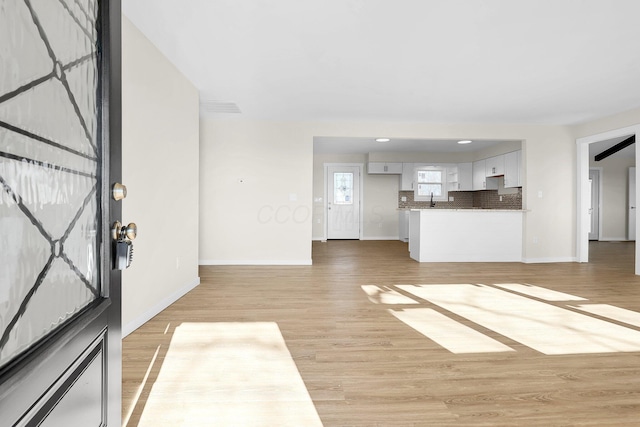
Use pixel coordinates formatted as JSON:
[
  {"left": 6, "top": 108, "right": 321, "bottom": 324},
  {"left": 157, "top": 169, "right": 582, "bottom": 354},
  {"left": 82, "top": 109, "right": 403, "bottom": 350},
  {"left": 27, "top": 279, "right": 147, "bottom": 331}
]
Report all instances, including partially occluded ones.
[
  {"left": 504, "top": 150, "right": 522, "bottom": 188},
  {"left": 473, "top": 159, "right": 498, "bottom": 190},
  {"left": 456, "top": 162, "right": 473, "bottom": 191},
  {"left": 401, "top": 163, "right": 415, "bottom": 190},
  {"left": 485, "top": 154, "right": 505, "bottom": 177},
  {"left": 368, "top": 162, "right": 403, "bottom": 174}
]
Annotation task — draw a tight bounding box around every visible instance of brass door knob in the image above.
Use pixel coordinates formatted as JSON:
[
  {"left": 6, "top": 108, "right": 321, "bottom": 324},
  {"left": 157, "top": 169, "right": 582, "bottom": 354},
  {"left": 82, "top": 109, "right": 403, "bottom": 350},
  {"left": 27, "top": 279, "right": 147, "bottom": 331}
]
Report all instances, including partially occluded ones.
[{"left": 112, "top": 221, "right": 138, "bottom": 241}]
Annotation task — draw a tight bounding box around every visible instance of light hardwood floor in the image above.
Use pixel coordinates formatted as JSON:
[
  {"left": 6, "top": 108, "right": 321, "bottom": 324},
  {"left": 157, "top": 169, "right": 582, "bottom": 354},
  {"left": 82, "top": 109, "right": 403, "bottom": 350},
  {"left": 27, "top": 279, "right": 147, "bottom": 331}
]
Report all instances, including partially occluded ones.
[{"left": 123, "top": 241, "right": 640, "bottom": 426}]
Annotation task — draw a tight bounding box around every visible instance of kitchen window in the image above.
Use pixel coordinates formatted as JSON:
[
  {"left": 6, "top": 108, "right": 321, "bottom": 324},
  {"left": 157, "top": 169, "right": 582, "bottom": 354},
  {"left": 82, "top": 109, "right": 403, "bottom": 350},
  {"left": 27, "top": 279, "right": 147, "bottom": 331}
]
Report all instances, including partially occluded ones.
[{"left": 415, "top": 167, "right": 447, "bottom": 202}]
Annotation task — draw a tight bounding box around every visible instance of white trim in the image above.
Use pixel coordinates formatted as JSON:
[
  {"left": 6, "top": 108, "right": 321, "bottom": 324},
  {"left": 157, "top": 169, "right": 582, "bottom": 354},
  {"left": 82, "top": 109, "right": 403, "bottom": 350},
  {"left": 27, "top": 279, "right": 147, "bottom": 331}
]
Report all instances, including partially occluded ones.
[
  {"left": 122, "top": 277, "right": 200, "bottom": 337},
  {"left": 576, "top": 123, "right": 640, "bottom": 274},
  {"left": 597, "top": 237, "right": 630, "bottom": 242},
  {"left": 199, "top": 259, "right": 313, "bottom": 266},
  {"left": 361, "top": 236, "right": 400, "bottom": 240},
  {"left": 589, "top": 167, "right": 603, "bottom": 241},
  {"left": 522, "top": 257, "right": 577, "bottom": 264},
  {"left": 323, "top": 163, "right": 364, "bottom": 240}
]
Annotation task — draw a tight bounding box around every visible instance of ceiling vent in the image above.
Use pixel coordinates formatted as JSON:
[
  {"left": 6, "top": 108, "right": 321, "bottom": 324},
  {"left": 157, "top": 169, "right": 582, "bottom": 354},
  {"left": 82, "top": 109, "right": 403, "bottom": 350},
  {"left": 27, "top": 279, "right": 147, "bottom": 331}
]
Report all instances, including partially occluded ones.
[{"left": 199, "top": 99, "right": 242, "bottom": 114}]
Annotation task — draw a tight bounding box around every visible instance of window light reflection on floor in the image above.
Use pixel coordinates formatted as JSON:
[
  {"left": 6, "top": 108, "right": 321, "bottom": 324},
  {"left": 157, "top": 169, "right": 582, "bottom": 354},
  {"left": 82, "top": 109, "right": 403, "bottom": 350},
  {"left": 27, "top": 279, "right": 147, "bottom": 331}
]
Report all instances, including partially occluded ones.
[
  {"left": 368, "top": 283, "right": 640, "bottom": 356},
  {"left": 136, "top": 322, "right": 323, "bottom": 427}
]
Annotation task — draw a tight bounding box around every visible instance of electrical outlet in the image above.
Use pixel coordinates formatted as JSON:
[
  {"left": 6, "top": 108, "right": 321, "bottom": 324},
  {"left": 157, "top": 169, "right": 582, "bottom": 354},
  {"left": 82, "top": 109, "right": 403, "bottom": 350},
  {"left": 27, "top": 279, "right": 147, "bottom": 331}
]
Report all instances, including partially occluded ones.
[{"left": 449, "top": 196, "right": 454, "bottom": 202}]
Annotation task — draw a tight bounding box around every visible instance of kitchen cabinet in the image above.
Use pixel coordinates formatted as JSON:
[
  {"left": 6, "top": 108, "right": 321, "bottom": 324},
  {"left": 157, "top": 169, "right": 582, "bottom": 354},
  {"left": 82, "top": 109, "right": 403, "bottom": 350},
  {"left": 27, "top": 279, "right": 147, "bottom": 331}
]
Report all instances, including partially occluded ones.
[
  {"left": 399, "top": 210, "right": 410, "bottom": 242},
  {"left": 368, "top": 162, "right": 403, "bottom": 174},
  {"left": 456, "top": 162, "right": 473, "bottom": 191},
  {"left": 400, "top": 163, "right": 414, "bottom": 190},
  {"left": 473, "top": 159, "right": 498, "bottom": 190},
  {"left": 446, "top": 163, "right": 472, "bottom": 192},
  {"left": 447, "top": 165, "right": 459, "bottom": 192},
  {"left": 504, "top": 150, "right": 522, "bottom": 188},
  {"left": 485, "top": 154, "right": 505, "bottom": 177}
]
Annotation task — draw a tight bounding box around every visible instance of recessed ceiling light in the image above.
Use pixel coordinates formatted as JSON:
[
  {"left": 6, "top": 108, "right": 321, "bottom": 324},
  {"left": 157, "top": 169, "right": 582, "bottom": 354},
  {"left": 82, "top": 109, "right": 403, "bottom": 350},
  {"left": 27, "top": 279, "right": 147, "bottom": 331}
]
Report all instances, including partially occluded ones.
[
  {"left": 376, "top": 138, "right": 390, "bottom": 142},
  {"left": 457, "top": 140, "right": 472, "bottom": 144}
]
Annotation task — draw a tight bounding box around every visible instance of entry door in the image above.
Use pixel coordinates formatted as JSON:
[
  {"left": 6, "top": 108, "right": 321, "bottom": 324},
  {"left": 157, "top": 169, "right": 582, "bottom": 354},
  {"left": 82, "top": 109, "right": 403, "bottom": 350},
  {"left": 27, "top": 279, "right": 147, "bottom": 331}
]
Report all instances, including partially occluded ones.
[
  {"left": 629, "top": 167, "right": 636, "bottom": 241},
  {"left": 0, "top": 1, "right": 123, "bottom": 425},
  {"left": 588, "top": 169, "right": 600, "bottom": 241},
  {"left": 327, "top": 165, "right": 361, "bottom": 239}
]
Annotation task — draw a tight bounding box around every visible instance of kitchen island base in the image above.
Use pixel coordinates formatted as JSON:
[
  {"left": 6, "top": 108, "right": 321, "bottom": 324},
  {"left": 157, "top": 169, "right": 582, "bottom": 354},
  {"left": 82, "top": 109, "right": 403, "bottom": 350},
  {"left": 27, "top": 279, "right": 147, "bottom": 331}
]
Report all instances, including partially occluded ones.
[{"left": 409, "top": 209, "right": 523, "bottom": 262}]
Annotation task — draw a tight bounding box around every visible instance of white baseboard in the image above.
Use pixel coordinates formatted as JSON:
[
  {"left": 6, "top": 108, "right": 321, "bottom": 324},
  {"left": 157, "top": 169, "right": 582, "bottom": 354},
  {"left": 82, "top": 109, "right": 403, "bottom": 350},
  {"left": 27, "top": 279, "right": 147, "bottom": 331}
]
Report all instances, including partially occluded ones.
[
  {"left": 122, "top": 277, "right": 200, "bottom": 338},
  {"left": 597, "top": 237, "right": 631, "bottom": 242},
  {"left": 199, "top": 259, "right": 313, "bottom": 266},
  {"left": 522, "top": 257, "right": 577, "bottom": 264},
  {"left": 361, "top": 236, "right": 400, "bottom": 241}
]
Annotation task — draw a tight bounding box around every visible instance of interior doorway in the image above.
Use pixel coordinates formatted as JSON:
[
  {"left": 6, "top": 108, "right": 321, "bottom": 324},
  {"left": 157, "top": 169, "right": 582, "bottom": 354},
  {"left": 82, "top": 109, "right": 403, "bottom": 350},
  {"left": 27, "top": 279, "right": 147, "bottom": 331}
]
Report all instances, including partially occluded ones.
[{"left": 577, "top": 126, "right": 640, "bottom": 274}]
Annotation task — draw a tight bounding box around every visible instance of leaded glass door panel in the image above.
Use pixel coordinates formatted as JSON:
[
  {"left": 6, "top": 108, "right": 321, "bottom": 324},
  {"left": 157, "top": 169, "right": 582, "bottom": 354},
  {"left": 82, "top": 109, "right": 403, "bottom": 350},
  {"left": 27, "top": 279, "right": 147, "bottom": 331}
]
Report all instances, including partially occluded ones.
[{"left": 0, "top": 0, "right": 122, "bottom": 425}]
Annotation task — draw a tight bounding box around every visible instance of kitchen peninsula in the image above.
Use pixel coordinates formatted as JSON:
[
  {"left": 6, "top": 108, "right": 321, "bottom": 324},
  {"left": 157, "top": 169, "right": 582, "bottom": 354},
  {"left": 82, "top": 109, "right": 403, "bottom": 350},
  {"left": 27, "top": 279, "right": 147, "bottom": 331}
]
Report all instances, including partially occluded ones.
[{"left": 409, "top": 209, "right": 523, "bottom": 262}]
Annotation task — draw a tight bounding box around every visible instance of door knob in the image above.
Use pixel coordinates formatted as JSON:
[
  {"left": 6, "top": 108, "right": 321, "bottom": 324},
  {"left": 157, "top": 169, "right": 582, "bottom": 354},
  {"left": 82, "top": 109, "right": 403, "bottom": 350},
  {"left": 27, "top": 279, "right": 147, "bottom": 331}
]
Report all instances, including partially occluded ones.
[{"left": 112, "top": 221, "right": 137, "bottom": 241}]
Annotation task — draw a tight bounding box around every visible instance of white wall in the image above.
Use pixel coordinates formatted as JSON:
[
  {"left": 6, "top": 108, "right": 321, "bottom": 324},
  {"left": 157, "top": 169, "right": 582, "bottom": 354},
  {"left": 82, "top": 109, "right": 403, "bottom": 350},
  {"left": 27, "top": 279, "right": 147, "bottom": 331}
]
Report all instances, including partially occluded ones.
[
  {"left": 121, "top": 17, "right": 200, "bottom": 335},
  {"left": 199, "top": 120, "right": 313, "bottom": 265},
  {"left": 200, "top": 120, "right": 575, "bottom": 264}
]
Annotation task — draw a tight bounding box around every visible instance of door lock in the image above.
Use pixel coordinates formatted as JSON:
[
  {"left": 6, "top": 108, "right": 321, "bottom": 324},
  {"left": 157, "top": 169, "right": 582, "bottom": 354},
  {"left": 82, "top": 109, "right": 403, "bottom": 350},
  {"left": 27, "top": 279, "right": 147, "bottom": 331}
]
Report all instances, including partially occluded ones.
[{"left": 112, "top": 221, "right": 137, "bottom": 270}]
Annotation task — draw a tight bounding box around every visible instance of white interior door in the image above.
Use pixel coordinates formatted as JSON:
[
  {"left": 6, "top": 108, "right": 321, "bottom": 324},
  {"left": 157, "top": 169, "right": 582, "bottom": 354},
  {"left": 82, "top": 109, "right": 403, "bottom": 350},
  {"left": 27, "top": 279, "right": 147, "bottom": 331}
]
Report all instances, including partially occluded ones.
[
  {"left": 588, "top": 169, "right": 600, "bottom": 241},
  {"left": 629, "top": 167, "right": 636, "bottom": 241},
  {"left": 327, "top": 165, "right": 360, "bottom": 239}
]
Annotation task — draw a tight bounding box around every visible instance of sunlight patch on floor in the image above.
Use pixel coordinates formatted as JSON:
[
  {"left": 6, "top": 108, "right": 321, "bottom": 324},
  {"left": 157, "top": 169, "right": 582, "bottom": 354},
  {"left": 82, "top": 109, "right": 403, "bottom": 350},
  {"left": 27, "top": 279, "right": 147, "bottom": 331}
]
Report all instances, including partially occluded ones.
[
  {"left": 570, "top": 303, "right": 640, "bottom": 328},
  {"left": 398, "top": 284, "right": 640, "bottom": 355},
  {"left": 137, "top": 322, "right": 323, "bottom": 427},
  {"left": 361, "top": 285, "right": 419, "bottom": 305},
  {"left": 389, "top": 308, "right": 514, "bottom": 353},
  {"left": 492, "top": 283, "right": 588, "bottom": 301}
]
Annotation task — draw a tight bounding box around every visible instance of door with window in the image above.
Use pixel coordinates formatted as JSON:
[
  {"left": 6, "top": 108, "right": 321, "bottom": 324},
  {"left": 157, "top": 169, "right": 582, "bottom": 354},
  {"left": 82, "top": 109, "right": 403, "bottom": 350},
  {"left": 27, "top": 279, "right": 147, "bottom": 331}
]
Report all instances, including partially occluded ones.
[
  {"left": 0, "top": 1, "right": 123, "bottom": 425},
  {"left": 327, "top": 165, "right": 361, "bottom": 239}
]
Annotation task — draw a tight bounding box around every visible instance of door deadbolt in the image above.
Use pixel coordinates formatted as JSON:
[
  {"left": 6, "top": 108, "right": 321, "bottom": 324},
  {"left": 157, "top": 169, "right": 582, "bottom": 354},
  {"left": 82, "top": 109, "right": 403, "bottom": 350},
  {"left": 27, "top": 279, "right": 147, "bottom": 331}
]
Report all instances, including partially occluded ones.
[{"left": 112, "top": 183, "right": 127, "bottom": 201}]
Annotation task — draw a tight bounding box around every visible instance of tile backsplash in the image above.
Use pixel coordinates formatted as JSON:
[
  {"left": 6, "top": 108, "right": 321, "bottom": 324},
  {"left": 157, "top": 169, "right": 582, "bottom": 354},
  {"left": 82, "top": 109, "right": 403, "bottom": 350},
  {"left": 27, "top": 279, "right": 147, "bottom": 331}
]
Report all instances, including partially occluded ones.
[{"left": 399, "top": 188, "right": 522, "bottom": 210}]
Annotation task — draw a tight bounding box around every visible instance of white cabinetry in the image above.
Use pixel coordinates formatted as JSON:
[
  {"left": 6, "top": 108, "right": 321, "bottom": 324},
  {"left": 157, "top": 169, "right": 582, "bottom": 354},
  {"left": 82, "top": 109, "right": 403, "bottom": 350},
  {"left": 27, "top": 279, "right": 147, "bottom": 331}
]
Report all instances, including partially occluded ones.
[
  {"left": 504, "top": 150, "right": 522, "bottom": 188},
  {"left": 446, "top": 163, "right": 472, "bottom": 192},
  {"left": 456, "top": 162, "right": 473, "bottom": 191},
  {"left": 473, "top": 159, "right": 485, "bottom": 190},
  {"left": 401, "top": 163, "right": 414, "bottom": 190},
  {"left": 368, "top": 162, "right": 403, "bottom": 174},
  {"left": 485, "top": 155, "right": 505, "bottom": 177},
  {"left": 473, "top": 159, "right": 498, "bottom": 190},
  {"left": 399, "top": 210, "right": 410, "bottom": 242},
  {"left": 447, "top": 165, "right": 459, "bottom": 192}
]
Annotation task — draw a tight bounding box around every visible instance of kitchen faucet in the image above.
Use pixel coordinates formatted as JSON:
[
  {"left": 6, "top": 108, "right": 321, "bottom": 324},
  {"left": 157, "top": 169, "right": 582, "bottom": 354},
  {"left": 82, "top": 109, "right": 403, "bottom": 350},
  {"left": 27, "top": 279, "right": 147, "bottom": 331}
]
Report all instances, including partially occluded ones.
[{"left": 430, "top": 193, "right": 435, "bottom": 208}]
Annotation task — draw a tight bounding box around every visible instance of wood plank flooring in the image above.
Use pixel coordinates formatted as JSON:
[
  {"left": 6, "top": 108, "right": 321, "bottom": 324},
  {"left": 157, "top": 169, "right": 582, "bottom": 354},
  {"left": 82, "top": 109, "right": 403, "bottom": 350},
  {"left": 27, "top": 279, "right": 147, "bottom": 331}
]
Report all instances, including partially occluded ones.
[{"left": 123, "top": 241, "right": 640, "bottom": 426}]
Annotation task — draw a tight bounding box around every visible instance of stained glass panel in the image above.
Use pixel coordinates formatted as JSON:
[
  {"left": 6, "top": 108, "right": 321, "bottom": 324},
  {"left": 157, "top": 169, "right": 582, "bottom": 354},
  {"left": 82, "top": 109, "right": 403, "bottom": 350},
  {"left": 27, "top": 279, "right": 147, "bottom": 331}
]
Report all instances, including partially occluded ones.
[
  {"left": 0, "top": 0, "right": 100, "bottom": 368},
  {"left": 334, "top": 172, "right": 353, "bottom": 205}
]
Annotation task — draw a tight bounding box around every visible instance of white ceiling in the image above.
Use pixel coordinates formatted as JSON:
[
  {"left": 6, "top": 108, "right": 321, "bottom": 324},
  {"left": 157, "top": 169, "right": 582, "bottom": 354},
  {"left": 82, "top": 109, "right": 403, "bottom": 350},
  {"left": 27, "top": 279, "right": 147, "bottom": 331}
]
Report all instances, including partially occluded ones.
[
  {"left": 313, "top": 137, "right": 517, "bottom": 154},
  {"left": 123, "top": 0, "right": 640, "bottom": 125}
]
